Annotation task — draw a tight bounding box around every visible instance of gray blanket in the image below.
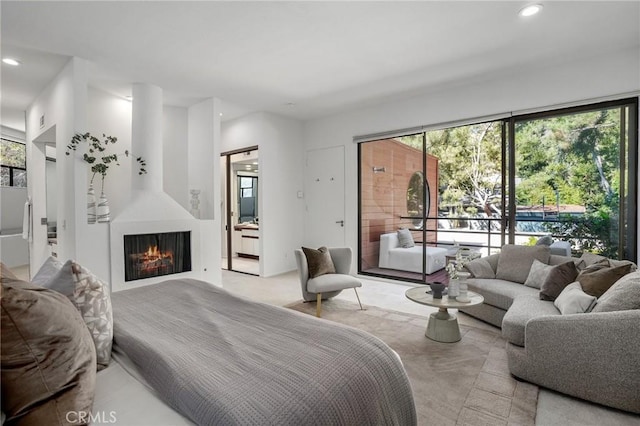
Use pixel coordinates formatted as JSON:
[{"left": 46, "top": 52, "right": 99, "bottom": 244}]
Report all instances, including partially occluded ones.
[{"left": 111, "top": 279, "right": 416, "bottom": 426}]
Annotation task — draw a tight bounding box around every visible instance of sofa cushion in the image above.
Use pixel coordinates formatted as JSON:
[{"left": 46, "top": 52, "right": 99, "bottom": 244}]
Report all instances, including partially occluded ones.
[
  {"left": 524, "top": 259, "right": 553, "bottom": 289},
  {"left": 302, "top": 246, "right": 336, "bottom": 278},
  {"left": 539, "top": 261, "right": 579, "bottom": 301},
  {"left": 1, "top": 280, "right": 96, "bottom": 425},
  {"left": 397, "top": 228, "right": 415, "bottom": 248},
  {"left": 577, "top": 263, "right": 633, "bottom": 298},
  {"left": 464, "top": 258, "right": 495, "bottom": 279},
  {"left": 496, "top": 244, "right": 550, "bottom": 284},
  {"left": 591, "top": 271, "right": 640, "bottom": 312},
  {"left": 466, "top": 278, "right": 538, "bottom": 311},
  {"left": 553, "top": 282, "right": 597, "bottom": 314},
  {"left": 580, "top": 252, "right": 608, "bottom": 267},
  {"left": 502, "top": 294, "right": 560, "bottom": 347}
]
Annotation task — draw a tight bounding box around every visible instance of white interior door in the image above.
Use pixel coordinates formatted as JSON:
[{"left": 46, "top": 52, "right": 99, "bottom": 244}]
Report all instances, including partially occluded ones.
[{"left": 305, "top": 146, "right": 345, "bottom": 247}]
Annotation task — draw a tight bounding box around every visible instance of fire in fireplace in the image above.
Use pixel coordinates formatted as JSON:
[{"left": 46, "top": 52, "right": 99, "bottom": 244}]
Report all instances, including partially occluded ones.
[{"left": 124, "top": 231, "right": 191, "bottom": 282}]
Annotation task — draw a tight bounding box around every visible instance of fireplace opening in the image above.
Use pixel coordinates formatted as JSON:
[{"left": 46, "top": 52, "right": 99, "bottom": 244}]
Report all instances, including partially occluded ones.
[{"left": 124, "top": 231, "right": 191, "bottom": 282}]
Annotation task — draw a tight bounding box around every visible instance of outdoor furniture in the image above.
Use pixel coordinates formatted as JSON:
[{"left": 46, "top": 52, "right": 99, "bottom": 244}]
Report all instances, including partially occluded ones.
[{"left": 378, "top": 233, "right": 447, "bottom": 274}]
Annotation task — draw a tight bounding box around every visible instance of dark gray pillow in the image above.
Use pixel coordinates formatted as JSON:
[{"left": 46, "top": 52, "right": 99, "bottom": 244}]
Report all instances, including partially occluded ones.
[
  {"left": 397, "top": 228, "right": 415, "bottom": 248},
  {"left": 1, "top": 280, "right": 96, "bottom": 425},
  {"left": 496, "top": 244, "right": 551, "bottom": 284},
  {"left": 31, "top": 256, "right": 64, "bottom": 287},
  {"left": 535, "top": 235, "right": 554, "bottom": 246},
  {"left": 302, "top": 246, "right": 336, "bottom": 278},
  {"left": 539, "top": 261, "right": 579, "bottom": 301},
  {"left": 592, "top": 271, "right": 640, "bottom": 312}
]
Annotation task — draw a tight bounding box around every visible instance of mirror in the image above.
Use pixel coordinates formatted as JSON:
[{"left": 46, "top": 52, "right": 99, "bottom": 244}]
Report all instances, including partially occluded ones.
[
  {"left": 238, "top": 175, "right": 258, "bottom": 223},
  {"left": 407, "top": 171, "right": 429, "bottom": 229}
]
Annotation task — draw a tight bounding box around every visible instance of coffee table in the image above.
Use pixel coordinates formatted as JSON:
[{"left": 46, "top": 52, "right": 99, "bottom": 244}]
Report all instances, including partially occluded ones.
[{"left": 405, "top": 287, "right": 484, "bottom": 343}]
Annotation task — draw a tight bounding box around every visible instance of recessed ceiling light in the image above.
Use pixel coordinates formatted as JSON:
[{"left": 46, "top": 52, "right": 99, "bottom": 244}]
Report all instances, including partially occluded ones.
[
  {"left": 219, "top": 113, "right": 223, "bottom": 117},
  {"left": 519, "top": 4, "right": 543, "bottom": 17},
  {"left": 2, "top": 58, "right": 21, "bottom": 66}
]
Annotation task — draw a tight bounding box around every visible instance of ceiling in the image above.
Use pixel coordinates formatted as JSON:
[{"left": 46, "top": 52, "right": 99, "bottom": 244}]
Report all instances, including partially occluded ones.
[{"left": 2, "top": 1, "right": 639, "bottom": 132}]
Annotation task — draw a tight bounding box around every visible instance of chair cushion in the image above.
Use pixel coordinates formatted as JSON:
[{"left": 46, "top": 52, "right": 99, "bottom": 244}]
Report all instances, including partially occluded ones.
[
  {"left": 307, "top": 274, "right": 362, "bottom": 293},
  {"left": 302, "top": 246, "right": 336, "bottom": 278},
  {"left": 502, "top": 295, "right": 560, "bottom": 347}
]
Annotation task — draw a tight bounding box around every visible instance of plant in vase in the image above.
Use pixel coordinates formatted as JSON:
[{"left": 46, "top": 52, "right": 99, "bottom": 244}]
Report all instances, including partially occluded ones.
[
  {"left": 445, "top": 250, "right": 472, "bottom": 301},
  {"left": 66, "top": 132, "right": 147, "bottom": 223}
]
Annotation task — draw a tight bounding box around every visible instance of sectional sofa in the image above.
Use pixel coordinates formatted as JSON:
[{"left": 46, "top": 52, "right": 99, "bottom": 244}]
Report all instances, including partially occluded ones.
[{"left": 460, "top": 244, "right": 640, "bottom": 413}]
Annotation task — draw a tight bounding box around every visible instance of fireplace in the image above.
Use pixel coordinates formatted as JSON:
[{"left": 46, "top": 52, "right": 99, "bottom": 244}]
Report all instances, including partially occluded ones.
[{"left": 124, "top": 231, "right": 191, "bottom": 282}]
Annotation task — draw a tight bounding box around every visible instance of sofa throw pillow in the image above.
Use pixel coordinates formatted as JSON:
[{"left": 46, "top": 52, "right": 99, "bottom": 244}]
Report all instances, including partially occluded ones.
[
  {"left": 553, "top": 281, "right": 597, "bottom": 314},
  {"left": 535, "top": 235, "right": 554, "bottom": 246},
  {"left": 609, "top": 259, "right": 638, "bottom": 272},
  {"left": 524, "top": 259, "right": 553, "bottom": 289},
  {"left": 42, "top": 260, "right": 114, "bottom": 370},
  {"left": 397, "top": 228, "right": 415, "bottom": 248},
  {"left": 1, "top": 280, "right": 96, "bottom": 425},
  {"left": 302, "top": 246, "right": 336, "bottom": 279},
  {"left": 495, "top": 244, "right": 551, "bottom": 284},
  {"left": 591, "top": 271, "right": 640, "bottom": 312},
  {"left": 31, "top": 256, "right": 64, "bottom": 287},
  {"left": 577, "top": 263, "right": 633, "bottom": 298},
  {"left": 464, "top": 258, "right": 495, "bottom": 279},
  {"left": 539, "top": 261, "right": 579, "bottom": 301}
]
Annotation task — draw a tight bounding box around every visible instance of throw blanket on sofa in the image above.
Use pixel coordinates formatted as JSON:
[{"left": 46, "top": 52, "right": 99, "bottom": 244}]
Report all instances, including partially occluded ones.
[{"left": 111, "top": 279, "right": 416, "bottom": 426}]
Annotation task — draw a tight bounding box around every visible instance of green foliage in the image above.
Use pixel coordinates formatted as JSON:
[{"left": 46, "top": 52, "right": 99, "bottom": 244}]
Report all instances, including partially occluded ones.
[
  {"left": 0, "top": 139, "right": 26, "bottom": 168},
  {"left": 66, "top": 132, "right": 147, "bottom": 189},
  {"left": 544, "top": 209, "right": 619, "bottom": 258}
]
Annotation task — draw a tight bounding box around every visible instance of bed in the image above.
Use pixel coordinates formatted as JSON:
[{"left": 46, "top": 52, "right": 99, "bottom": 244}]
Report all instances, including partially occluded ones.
[
  {"left": 108, "top": 278, "right": 417, "bottom": 425},
  {"left": 378, "top": 232, "right": 447, "bottom": 274}
]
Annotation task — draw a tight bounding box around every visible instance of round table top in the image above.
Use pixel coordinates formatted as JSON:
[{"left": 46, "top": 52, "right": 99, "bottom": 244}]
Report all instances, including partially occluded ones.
[{"left": 405, "top": 286, "right": 484, "bottom": 309}]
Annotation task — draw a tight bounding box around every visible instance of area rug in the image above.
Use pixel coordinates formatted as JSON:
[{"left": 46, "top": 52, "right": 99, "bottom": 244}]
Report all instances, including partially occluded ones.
[{"left": 286, "top": 299, "right": 538, "bottom": 426}]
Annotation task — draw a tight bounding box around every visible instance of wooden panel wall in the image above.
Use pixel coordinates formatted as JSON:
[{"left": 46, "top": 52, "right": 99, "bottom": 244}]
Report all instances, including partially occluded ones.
[{"left": 360, "top": 139, "right": 439, "bottom": 270}]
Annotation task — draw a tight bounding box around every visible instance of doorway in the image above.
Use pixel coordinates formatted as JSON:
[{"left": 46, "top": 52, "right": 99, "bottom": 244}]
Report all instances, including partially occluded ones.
[{"left": 221, "top": 146, "right": 260, "bottom": 275}]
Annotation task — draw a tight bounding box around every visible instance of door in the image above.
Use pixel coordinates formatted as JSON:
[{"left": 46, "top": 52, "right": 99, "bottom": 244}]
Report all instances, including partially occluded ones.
[{"left": 305, "top": 146, "right": 345, "bottom": 247}]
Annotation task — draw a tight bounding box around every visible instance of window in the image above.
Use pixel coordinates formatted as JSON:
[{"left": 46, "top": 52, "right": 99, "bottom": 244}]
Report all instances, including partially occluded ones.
[
  {"left": 358, "top": 98, "right": 637, "bottom": 283},
  {"left": 1, "top": 138, "right": 26, "bottom": 187}
]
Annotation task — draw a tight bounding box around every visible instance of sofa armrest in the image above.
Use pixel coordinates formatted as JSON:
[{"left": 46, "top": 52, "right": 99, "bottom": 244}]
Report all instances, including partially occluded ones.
[{"left": 522, "top": 310, "right": 640, "bottom": 412}]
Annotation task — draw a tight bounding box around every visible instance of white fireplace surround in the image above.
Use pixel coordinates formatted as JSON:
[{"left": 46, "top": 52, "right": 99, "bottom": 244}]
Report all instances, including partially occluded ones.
[{"left": 109, "top": 191, "right": 207, "bottom": 292}]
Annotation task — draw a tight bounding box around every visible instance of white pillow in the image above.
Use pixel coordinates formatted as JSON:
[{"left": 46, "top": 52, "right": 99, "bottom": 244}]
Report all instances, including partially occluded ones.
[
  {"left": 397, "top": 228, "right": 415, "bottom": 248},
  {"left": 554, "top": 281, "right": 597, "bottom": 315}
]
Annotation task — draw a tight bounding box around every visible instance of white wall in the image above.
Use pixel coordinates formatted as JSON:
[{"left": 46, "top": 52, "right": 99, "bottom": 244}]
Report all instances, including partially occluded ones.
[
  {"left": 303, "top": 47, "right": 640, "bottom": 260},
  {"left": 26, "top": 57, "right": 89, "bottom": 274},
  {"left": 188, "top": 98, "right": 222, "bottom": 284},
  {"left": 222, "top": 112, "right": 304, "bottom": 276},
  {"left": 164, "top": 106, "right": 189, "bottom": 210}
]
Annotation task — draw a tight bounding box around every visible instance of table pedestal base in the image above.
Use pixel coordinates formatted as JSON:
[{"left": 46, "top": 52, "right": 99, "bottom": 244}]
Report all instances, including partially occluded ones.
[{"left": 425, "top": 308, "right": 461, "bottom": 343}]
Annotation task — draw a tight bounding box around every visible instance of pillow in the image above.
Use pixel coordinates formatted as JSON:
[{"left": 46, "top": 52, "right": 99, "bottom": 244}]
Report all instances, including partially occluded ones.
[
  {"left": 577, "top": 263, "right": 633, "bottom": 298},
  {"left": 42, "top": 260, "right": 113, "bottom": 370},
  {"left": 591, "top": 271, "right": 640, "bottom": 312},
  {"left": 31, "top": 256, "right": 64, "bottom": 287},
  {"left": 553, "top": 282, "right": 597, "bottom": 314},
  {"left": 464, "top": 258, "right": 495, "bottom": 279},
  {"left": 609, "top": 259, "right": 638, "bottom": 272},
  {"left": 302, "top": 247, "right": 336, "bottom": 279},
  {"left": 524, "top": 259, "right": 553, "bottom": 289},
  {"left": 1, "top": 262, "right": 19, "bottom": 283},
  {"left": 579, "top": 252, "right": 608, "bottom": 267},
  {"left": 495, "top": 244, "right": 551, "bottom": 284},
  {"left": 397, "top": 228, "right": 415, "bottom": 248},
  {"left": 535, "top": 235, "right": 554, "bottom": 246},
  {"left": 1, "top": 280, "right": 96, "bottom": 425},
  {"left": 539, "top": 261, "right": 579, "bottom": 301}
]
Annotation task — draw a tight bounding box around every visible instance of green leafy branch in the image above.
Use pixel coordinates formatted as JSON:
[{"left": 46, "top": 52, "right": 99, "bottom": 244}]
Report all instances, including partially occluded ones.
[{"left": 66, "top": 132, "right": 147, "bottom": 191}]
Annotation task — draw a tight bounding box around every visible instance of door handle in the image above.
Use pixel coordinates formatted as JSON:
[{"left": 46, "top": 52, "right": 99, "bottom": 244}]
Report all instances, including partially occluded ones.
[{"left": 336, "top": 220, "right": 344, "bottom": 227}]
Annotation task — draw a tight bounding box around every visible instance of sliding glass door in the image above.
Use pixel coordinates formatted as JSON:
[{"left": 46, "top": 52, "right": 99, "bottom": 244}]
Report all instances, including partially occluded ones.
[{"left": 358, "top": 97, "right": 637, "bottom": 283}]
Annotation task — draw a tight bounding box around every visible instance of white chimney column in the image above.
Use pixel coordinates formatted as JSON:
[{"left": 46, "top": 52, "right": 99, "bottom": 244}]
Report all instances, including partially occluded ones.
[{"left": 132, "top": 83, "right": 163, "bottom": 191}]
